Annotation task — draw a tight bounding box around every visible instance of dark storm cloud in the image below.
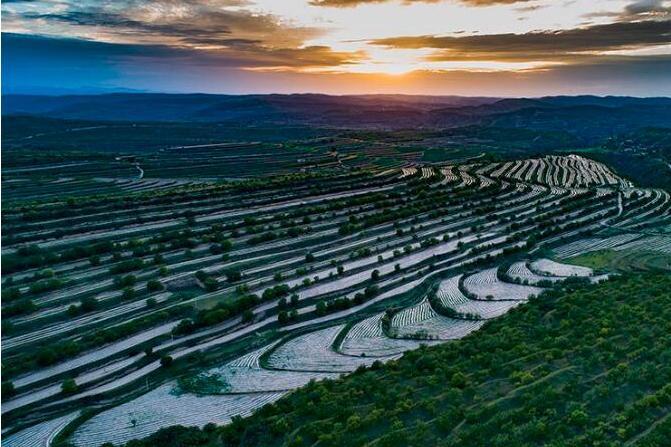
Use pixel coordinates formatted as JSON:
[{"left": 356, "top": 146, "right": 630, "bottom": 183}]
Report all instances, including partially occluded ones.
[{"left": 370, "top": 19, "right": 671, "bottom": 62}]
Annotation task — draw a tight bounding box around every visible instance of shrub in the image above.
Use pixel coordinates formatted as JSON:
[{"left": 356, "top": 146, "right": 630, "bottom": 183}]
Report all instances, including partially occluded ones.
[
  {"left": 160, "top": 356, "right": 173, "bottom": 368},
  {"left": 204, "top": 277, "right": 219, "bottom": 292},
  {"left": 2, "top": 381, "right": 16, "bottom": 400},
  {"left": 80, "top": 296, "right": 99, "bottom": 313},
  {"left": 225, "top": 270, "right": 242, "bottom": 282},
  {"left": 147, "top": 279, "right": 164, "bottom": 292},
  {"left": 114, "top": 274, "right": 137, "bottom": 289},
  {"left": 61, "top": 378, "right": 78, "bottom": 394},
  {"left": 5, "top": 299, "right": 36, "bottom": 317},
  {"left": 173, "top": 319, "right": 196, "bottom": 335},
  {"left": 110, "top": 259, "right": 144, "bottom": 275},
  {"left": 28, "top": 278, "right": 64, "bottom": 295},
  {"left": 2, "top": 287, "right": 22, "bottom": 302},
  {"left": 122, "top": 287, "right": 136, "bottom": 300}
]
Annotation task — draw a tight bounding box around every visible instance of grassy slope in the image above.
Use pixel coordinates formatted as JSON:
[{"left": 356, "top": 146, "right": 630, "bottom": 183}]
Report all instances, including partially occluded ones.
[
  {"left": 112, "top": 273, "right": 671, "bottom": 447},
  {"left": 569, "top": 250, "right": 671, "bottom": 273}
]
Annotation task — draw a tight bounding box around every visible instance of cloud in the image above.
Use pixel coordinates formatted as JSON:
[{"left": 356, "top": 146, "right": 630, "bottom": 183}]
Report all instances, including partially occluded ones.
[
  {"left": 1, "top": 31, "right": 366, "bottom": 74},
  {"left": 370, "top": 19, "right": 671, "bottom": 62},
  {"left": 3, "top": 1, "right": 366, "bottom": 71},
  {"left": 514, "top": 4, "right": 547, "bottom": 12},
  {"left": 625, "top": 0, "right": 671, "bottom": 17},
  {"left": 16, "top": 1, "right": 322, "bottom": 48},
  {"left": 584, "top": 0, "right": 671, "bottom": 21},
  {"left": 309, "top": 0, "right": 533, "bottom": 7}
]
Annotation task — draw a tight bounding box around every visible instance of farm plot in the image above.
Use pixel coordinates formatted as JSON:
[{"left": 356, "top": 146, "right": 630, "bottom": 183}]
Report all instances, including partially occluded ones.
[
  {"left": 278, "top": 233, "right": 483, "bottom": 303},
  {"left": 507, "top": 261, "right": 563, "bottom": 285},
  {"left": 391, "top": 298, "right": 484, "bottom": 340},
  {"left": 449, "top": 296, "right": 522, "bottom": 320},
  {"left": 339, "top": 314, "right": 426, "bottom": 357},
  {"left": 462, "top": 268, "right": 543, "bottom": 301},
  {"left": 436, "top": 275, "right": 470, "bottom": 307},
  {"left": 400, "top": 167, "right": 417, "bottom": 178},
  {"left": 440, "top": 167, "right": 458, "bottom": 184},
  {"left": 70, "top": 384, "right": 284, "bottom": 447},
  {"left": 421, "top": 167, "right": 435, "bottom": 179},
  {"left": 204, "top": 342, "right": 339, "bottom": 393},
  {"left": 267, "top": 326, "right": 384, "bottom": 373},
  {"left": 620, "top": 191, "right": 670, "bottom": 229},
  {"left": 529, "top": 259, "right": 593, "bottom": 277},
  {"left": 2, "top": 355, "right": 142, "bottom": 414},
  {"left": 3, "top": 412, "right": 80, "bottom": 447},
  {"left": 436, "top": 275, "right": 523, "bottom": 319},
  {"left": 484, "top": 155, "right": 628, "bottom": 189},
  {"left": 8, "top": 321, "right": 180, "bottom": 390},
  {"left": 612, "top": 235, "right": 671, "bottom": 254},
  {"left": 552, "top": 234, "right": 643, "bottom": 258}
]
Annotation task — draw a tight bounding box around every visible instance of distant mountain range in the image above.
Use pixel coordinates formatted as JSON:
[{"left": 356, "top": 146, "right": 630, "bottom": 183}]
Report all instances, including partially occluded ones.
[
  {"left": 1, "top": 93, "right": 493, "bottom": 122},
  {"left": 4, "top": 93, "right": 671, "bottom": 139}
]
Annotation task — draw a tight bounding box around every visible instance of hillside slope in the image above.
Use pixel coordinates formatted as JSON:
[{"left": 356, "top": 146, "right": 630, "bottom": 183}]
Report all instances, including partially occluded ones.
[{"left": 114, "top": 273, "right": 671, "bottom": 447}]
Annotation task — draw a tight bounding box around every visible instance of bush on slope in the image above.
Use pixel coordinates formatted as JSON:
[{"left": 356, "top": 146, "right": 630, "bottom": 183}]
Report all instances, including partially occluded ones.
[{"left": 115, "top": 273, "right": 671, "bottom": 447}]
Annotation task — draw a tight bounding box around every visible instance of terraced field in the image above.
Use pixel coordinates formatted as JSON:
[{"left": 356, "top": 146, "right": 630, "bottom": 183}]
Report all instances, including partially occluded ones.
[{"left": 2, "top": 154, "right": 669, "bottom": 447}]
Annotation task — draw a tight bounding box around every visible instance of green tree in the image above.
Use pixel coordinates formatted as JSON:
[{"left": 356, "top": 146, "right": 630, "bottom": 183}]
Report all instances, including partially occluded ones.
[
  {"left": 80, "top": 296, "right": 98, "bottom": 313},
  {"left": 204, "top": 277, "right": 219, "bottom": 292},
  {"left": 242, "top": 310, "right": 254, "bottom": 323},
  {"left": 225, "top": 270, "right": 242, "bottom": 282},
  {"left": 2, "top": 381, "right": 16, "bottom": 399},
  {"left": 61, "top": 378, "right": 78, "bottom": 394},
  {"left": 122, "top": 287, "right": 135, "bottom": 300},
  {"left": 160, "top": 355, "right": 173, "bottom": 368},
  {"left": 147, "top": 279, "right": 164, "bottom": 292}
]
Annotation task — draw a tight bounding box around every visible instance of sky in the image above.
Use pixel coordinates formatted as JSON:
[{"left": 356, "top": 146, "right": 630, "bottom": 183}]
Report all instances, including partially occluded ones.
[{"left": 2, "top": 0, "right": 671, "bottom": 96}]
